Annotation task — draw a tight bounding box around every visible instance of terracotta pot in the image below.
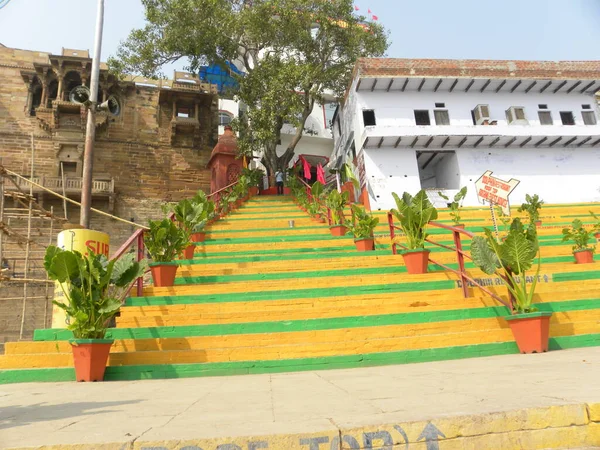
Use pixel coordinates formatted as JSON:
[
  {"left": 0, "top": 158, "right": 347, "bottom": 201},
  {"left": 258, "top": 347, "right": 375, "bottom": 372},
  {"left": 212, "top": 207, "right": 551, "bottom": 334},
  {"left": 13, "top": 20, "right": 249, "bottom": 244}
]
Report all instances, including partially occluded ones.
[
  {"left": 191, "top": 232, "right": 206, "bottom": 243},
  {"left": 355, "top": 238, "right": 374, "bottom": 251},
  {"left": 535, "top": 220, "right": 542, "bottom": 227},
  {"left": 150, "top": 264, "right": 178, "bottom": 287},
  {"left": 574, "top": 249, "right": 594, "bottom": 264},
  {"left": 249, "top": 186, "right": 259, "bottom": 197},
  {"left": 330, "top": 225, "right": 348, "bottom": 237},
  {"left": 401, "top": 249, "right": 430, "bottom": 274},
  {"left": 505, "top": 312, "right": 552, "bottom": 353},
  {"left": 182, "top": 244, "right": 195, "bottom": 260},
  {"left": 70, "top": 339, "right": 114, "bottom": 382},
  {"left": 595, "top": 232, "right": 600, "bottom": 239},
  {"left": 235, "top": 199, "right": 242, "bottom": 208}
]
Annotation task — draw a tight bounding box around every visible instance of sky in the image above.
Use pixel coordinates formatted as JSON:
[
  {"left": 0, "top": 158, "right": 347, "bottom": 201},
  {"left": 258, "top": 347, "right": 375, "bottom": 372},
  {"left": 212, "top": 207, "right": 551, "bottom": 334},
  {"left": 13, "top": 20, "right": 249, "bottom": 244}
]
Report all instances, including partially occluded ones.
[{"left": 0, "top": 0, "right": 599, "bottom": 74}]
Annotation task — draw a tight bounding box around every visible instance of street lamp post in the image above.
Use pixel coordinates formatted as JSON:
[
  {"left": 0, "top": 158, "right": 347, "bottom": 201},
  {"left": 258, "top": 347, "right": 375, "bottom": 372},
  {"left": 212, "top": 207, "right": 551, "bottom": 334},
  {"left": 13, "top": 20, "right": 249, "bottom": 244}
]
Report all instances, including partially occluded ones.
[{"left": 80, "top": 0, "right": 105, "bottom": 229}]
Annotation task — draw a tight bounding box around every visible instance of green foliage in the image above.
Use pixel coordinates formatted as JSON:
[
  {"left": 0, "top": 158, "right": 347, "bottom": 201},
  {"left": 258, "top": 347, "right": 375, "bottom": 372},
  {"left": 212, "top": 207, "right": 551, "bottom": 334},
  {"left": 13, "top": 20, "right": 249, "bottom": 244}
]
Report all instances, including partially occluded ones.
[
  {"left": 44, "top": 246, "right": 146, "bottom": 339},
  {"left": 144, "top": 219, "right": 190, "bottom": 263},
  {"left": 310, "top": 181, "right": 328, "bottom": 216},
  {"left": 470, "top": 218, "right": 540, "bottom": 313},
  {"left": 390, "top": 190, "right": 439, "bottom": 250},
  {"left": 562, "top": 219, "right": 596, "bottom": 253},
  {"left": 438, "top": 187, "right": 467, "bottom": 225},
  {"left": 349, "top": 204, "right": 379, "bottom": 239},
  {"left": 234, "top": 175, "right": 250, "bottom": 198},
  {"left": 325, "top": 190, "right": 350, "bottom": 225},
  {"left": 109, "top": 0, "right": 388, "bottom": 173},
  {"left": 340, "top": 163, "right": 360, "bottom": 190},
  {"left": 242, "top": 167, "right": 265, "bottom": 188},
  {"left": 518, "top": 194, "right": 544, "bottom": 223}
]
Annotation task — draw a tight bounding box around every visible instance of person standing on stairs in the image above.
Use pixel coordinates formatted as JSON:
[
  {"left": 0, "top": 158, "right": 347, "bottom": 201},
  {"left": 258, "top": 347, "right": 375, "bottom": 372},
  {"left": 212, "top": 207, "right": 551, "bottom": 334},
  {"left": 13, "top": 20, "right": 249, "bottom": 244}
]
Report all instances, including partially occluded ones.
[{"left": 275, "top": 169, "right": 285, "bottom": 195}]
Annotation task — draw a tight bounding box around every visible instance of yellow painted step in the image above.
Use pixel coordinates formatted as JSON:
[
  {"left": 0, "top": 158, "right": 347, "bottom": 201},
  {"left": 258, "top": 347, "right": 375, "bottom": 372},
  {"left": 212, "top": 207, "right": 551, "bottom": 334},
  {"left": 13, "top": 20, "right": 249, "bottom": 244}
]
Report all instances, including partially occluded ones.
[
  {"left": 116, "top": 286, "right": 600, "bottom": 328},
  {"left": 2, "top": 314, "right": 598, "bottom": 368},
  {"left": 145, "top": 262, "right": 600, "bottom": 297}
]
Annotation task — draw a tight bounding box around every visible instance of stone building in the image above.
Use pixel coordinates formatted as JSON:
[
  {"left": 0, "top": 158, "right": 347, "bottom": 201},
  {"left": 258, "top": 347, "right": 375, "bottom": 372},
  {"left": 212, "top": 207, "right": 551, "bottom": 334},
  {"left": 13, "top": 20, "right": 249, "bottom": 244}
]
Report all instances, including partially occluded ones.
[
  {"left": 0, "top": 44, "right": 219, "bottom": 244},
  {"left": 0, "top": 44, "right": 219, "bottom": 345}
]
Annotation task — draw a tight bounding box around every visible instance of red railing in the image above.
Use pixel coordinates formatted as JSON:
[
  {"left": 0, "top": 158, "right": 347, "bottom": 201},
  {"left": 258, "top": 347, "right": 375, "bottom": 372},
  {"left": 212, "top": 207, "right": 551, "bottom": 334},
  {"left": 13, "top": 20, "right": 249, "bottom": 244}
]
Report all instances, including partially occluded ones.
[
  {"left": 111, "top": 181, "right": 241, "bottom": 298},
  {"left": 387, "top": 212, "right": 512, "bottom": 310}
]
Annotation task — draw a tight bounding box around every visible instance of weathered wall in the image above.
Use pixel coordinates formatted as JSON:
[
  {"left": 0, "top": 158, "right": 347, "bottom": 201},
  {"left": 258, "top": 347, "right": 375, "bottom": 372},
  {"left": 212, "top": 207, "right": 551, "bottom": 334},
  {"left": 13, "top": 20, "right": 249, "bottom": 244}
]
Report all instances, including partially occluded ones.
[{"left": 0, "top": 45, "right": 217, "bottom": 345}]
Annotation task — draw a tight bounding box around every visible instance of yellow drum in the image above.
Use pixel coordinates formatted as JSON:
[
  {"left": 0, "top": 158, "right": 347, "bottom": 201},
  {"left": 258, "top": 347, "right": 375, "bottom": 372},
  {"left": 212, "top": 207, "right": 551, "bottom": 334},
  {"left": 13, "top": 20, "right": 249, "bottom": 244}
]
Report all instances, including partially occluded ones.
[{"left": 51, "top": 229, "right": 110, "bottom": 328}]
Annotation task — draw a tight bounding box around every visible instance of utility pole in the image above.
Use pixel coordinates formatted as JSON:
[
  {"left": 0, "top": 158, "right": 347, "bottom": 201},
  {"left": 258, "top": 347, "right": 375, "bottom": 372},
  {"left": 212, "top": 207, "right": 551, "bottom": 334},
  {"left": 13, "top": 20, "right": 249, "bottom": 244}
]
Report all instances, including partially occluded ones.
[{"left": 80, "top": 0, "right": 104, "bottom": 229}]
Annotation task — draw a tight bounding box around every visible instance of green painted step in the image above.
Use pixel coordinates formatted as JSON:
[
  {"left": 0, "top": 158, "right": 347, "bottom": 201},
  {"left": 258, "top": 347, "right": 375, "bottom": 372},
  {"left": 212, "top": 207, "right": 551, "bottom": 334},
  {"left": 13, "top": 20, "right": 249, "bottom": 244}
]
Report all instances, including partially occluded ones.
[
  {"left": 5, "top": 333, "right": 600, "bottom": 384},
  {"left": 35, "top": 296, "right": 600, "bottom": 342}
]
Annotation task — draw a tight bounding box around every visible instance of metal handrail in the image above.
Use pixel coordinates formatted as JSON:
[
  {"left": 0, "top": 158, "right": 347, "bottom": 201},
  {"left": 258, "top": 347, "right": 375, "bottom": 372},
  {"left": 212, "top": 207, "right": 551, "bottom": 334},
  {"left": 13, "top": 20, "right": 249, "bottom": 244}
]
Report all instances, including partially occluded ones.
[
  {"left": 112, "top": 180, "right": 242, "bottom": 297},
  {"left": 387, "top": 212, "right": 512, "bottom": 310}
]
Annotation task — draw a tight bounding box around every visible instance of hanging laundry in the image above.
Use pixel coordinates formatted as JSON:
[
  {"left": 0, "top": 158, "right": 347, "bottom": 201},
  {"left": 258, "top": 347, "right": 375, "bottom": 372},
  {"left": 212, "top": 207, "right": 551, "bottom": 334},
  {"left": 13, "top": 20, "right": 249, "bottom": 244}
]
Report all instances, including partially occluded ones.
[{"left": 317, "top": 164, "right": 326, "bottom": 184}]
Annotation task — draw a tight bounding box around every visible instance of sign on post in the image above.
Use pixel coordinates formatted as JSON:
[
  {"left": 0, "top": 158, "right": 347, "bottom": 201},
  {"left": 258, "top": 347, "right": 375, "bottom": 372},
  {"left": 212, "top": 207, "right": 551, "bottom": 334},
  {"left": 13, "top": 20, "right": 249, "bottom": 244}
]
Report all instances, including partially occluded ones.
[{"left": 474, "top": 170, "right": 520, "bottom": 215}]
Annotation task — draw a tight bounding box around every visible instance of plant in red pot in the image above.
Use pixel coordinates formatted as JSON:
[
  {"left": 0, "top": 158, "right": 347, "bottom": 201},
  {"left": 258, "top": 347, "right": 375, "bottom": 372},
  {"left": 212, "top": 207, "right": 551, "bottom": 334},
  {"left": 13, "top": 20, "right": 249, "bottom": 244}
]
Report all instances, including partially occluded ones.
[
  {"left": 438, "top": 186, "right": 467, "bottom": 229},
  {"left": 44, "top": 246, "right": 146, "bottom": 382},
  {"left": 145, "top": 219, "right": 189, "bottom": 287},
  {"left": 588, "top": 211, "right": 600, "bottom": 239},
  {"left": 471, "top": 218, "right": 551, "bottom": 354},
  {"left": 349, "top": 204, "right": 379, "bottom": 251},
  {"left": 518, "top": 194, "right": 544, "bottom": 227},
  {"left": 562, "top": 219, "right": 595, "bottom": 264},
  {"left": 390, "top": 190, "right": 438, "bottom": 274},
  {"left": 325, "top": 190, "right": 350, "bottom": 237}
]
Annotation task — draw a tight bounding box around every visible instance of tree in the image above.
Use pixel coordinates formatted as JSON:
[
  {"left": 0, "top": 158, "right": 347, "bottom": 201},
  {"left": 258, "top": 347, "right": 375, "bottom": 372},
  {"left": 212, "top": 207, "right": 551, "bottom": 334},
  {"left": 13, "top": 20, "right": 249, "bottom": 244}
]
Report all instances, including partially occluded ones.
[{"left": 109, "top": 0, "right": 389, "bottom": 174}]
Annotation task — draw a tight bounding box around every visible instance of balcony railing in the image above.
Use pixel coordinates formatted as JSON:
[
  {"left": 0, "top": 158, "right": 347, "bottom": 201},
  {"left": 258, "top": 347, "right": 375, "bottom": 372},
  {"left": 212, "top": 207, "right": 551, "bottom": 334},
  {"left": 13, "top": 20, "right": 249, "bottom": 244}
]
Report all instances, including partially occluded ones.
[{"left": 11, "top": 176, "right": 114, "bottom": 196}]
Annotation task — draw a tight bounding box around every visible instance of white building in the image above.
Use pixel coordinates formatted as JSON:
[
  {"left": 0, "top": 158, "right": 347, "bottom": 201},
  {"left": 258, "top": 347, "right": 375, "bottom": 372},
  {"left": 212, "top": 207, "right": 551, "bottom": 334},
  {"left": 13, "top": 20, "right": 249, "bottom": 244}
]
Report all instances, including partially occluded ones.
[{"left": 332, "top": 59, "right": 600, "bottom": 210}]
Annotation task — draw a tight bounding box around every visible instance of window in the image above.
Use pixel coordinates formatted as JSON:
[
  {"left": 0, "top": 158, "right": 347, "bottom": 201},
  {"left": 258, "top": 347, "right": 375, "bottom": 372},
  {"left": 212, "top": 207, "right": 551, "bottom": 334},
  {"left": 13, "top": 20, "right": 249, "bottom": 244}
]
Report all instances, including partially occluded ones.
[
  {"left": 582, "top": 104, "right": 592, "bottom": 110},
  {"left": 435, "top": 102, "right": 445, "bottom": 108},
  {"left": 177, "top": 107, "right": 192, "bottom": 118},
  {"left": 434, "top": 110, "right": 450, "bottom": 125},
  {"left": 414, "top": 110, "right": 431, "bottom": 125},
  {"left": 538, "top": 111, "right": 553, "bottom": 125},
  {"left": 60, "top": 161, "right": 77, "bottom": 175},
  {"left": 582, "top": 111, "right": 597, "bottom": 125},
  {"left": 538, "top": 104, "right": 548, "bottom": 110},
  {"left": 219, "top": 112, "right": 233, "bottom": 126},
  {"left": 362, "top": 110, "right": 376, "bottom": 126},
  {"left": 560, "top": 111, "right": 575, "bottom": 125}
]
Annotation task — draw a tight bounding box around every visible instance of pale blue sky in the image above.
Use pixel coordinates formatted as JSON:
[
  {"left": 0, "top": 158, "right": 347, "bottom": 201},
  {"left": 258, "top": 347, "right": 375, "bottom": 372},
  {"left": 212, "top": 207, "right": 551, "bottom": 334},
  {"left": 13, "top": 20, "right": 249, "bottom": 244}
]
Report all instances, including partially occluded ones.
[{"left": 0, "top": 0, "right": 599, "bottom": 74}]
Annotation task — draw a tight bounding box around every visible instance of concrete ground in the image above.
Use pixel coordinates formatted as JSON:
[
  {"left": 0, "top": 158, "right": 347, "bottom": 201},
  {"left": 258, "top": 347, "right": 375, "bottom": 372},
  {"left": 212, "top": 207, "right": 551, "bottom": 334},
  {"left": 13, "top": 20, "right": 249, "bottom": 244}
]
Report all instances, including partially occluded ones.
[{"left": 2, "top": 347, "right": 600, "bottom": 449}]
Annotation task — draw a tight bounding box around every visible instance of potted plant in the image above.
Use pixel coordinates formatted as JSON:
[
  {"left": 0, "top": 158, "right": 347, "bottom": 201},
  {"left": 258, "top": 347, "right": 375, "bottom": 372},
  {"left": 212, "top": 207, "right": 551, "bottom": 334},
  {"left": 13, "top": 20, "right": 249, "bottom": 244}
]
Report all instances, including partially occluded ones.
[
  {"left": 471, "top": 219, "right": 550, "bottom": 353},
  {"left": 589, "top": 211, "right": 600, "bottom": 239},
  {"left": 390, "top": 190, "right": 438, "bottom": 274},
  {"left": 189, "top": 191, "right": 215, "bottom": 242},
  {"left": 518, "top": 194, "right": 544, "bottom": 226},
  {"left": 438, "top": 187, "right": 467, "bottom": 228},
  {"left": 310, "top": 181, "right": 327, "bottom": 223},
  {"left": 44, "top": 246, "right": 146, "bottom": 381},
  {"left": 325, "top": 190, "right": 350, "bottom": 236},
  {"left": 562, "top": 219, "right": 595, "bottom": 264},
  {"left": 349, "top": 204, "right": 379, "bottom": 251},
  {"left": 144, "top": 218, "right": 190, "bottom": 287},
  {"left": 243, "top": 168, "right": 264, "bottom": 197}
]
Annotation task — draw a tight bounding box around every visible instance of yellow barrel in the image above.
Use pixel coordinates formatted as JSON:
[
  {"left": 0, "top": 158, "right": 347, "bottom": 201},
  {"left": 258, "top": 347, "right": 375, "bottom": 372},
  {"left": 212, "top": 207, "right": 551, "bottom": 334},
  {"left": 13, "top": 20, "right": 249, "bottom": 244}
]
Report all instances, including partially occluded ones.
[{"left": 51, "top": 229, "right": 110, "bottom": 328}]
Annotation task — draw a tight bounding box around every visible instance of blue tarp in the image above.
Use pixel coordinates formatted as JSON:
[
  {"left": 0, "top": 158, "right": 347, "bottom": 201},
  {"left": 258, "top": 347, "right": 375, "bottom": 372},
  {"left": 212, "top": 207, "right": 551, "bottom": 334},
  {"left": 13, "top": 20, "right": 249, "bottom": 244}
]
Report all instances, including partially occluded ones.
[{"left": 199, "top": 62, "right": 243, "bottom": 94}]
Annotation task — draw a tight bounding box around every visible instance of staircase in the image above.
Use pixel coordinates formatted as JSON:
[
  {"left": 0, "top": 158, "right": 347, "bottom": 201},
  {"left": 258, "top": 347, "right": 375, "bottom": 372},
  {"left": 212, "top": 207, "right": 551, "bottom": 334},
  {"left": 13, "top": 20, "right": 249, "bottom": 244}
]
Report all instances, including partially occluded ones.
[{"left": 1, "top": 196, "right": 600, "bottom": 383}]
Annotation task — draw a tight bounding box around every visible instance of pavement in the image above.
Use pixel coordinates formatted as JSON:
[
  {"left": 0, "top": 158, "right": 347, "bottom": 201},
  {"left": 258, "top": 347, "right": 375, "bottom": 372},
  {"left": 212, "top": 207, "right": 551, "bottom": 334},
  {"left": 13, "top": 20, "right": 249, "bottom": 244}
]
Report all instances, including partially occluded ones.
[{"left": 2, "top": 347, "right": 600, "bottom": 449}]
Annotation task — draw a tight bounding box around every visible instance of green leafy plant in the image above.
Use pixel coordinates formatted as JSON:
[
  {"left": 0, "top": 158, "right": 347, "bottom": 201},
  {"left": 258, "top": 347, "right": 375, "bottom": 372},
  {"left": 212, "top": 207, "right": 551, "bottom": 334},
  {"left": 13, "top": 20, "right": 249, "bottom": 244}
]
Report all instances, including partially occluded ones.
[
  {"left": 494, "top": 206, "right": 512, "bottom": 237},
  {"left": 242, "top": 167, "right": 264, "bottom": 188},
  {"left": 45, "top": 246, "right": 146, "bottom": 339},
  {"left": 171, "top": 198, "right": 214, "bottom": 234},
  {"left": 562, "top": 219, "right": 596, "bottom": 253},
  {"left": 144, "top": 219, "right": 190, "bottom": 263},
  {"left": 325, "top": 190, "right": 350, "bottom": 226},
  {"left": 471, "top": 218, "right": 540, "bottom": 314},
  {"left": 390, "top": 190, "right": 439, "bottom": 250},
  {"left": 589, "top": 211, "right": 600, "bottom": 234},
  {"left": 349, "top": 204, "right": 379, "bottom": 240},
  {"left": 518, "top": 194, "right": 544, "bottom": 223},
  {"left": 310, "top": 181, "right": 328, "bottom": 216},
  {"left": 438, "top": 187, "right": 467, "bottom": 225},
  {"left": 234, "top": 175, "right": 250, "bottom": 198}
]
